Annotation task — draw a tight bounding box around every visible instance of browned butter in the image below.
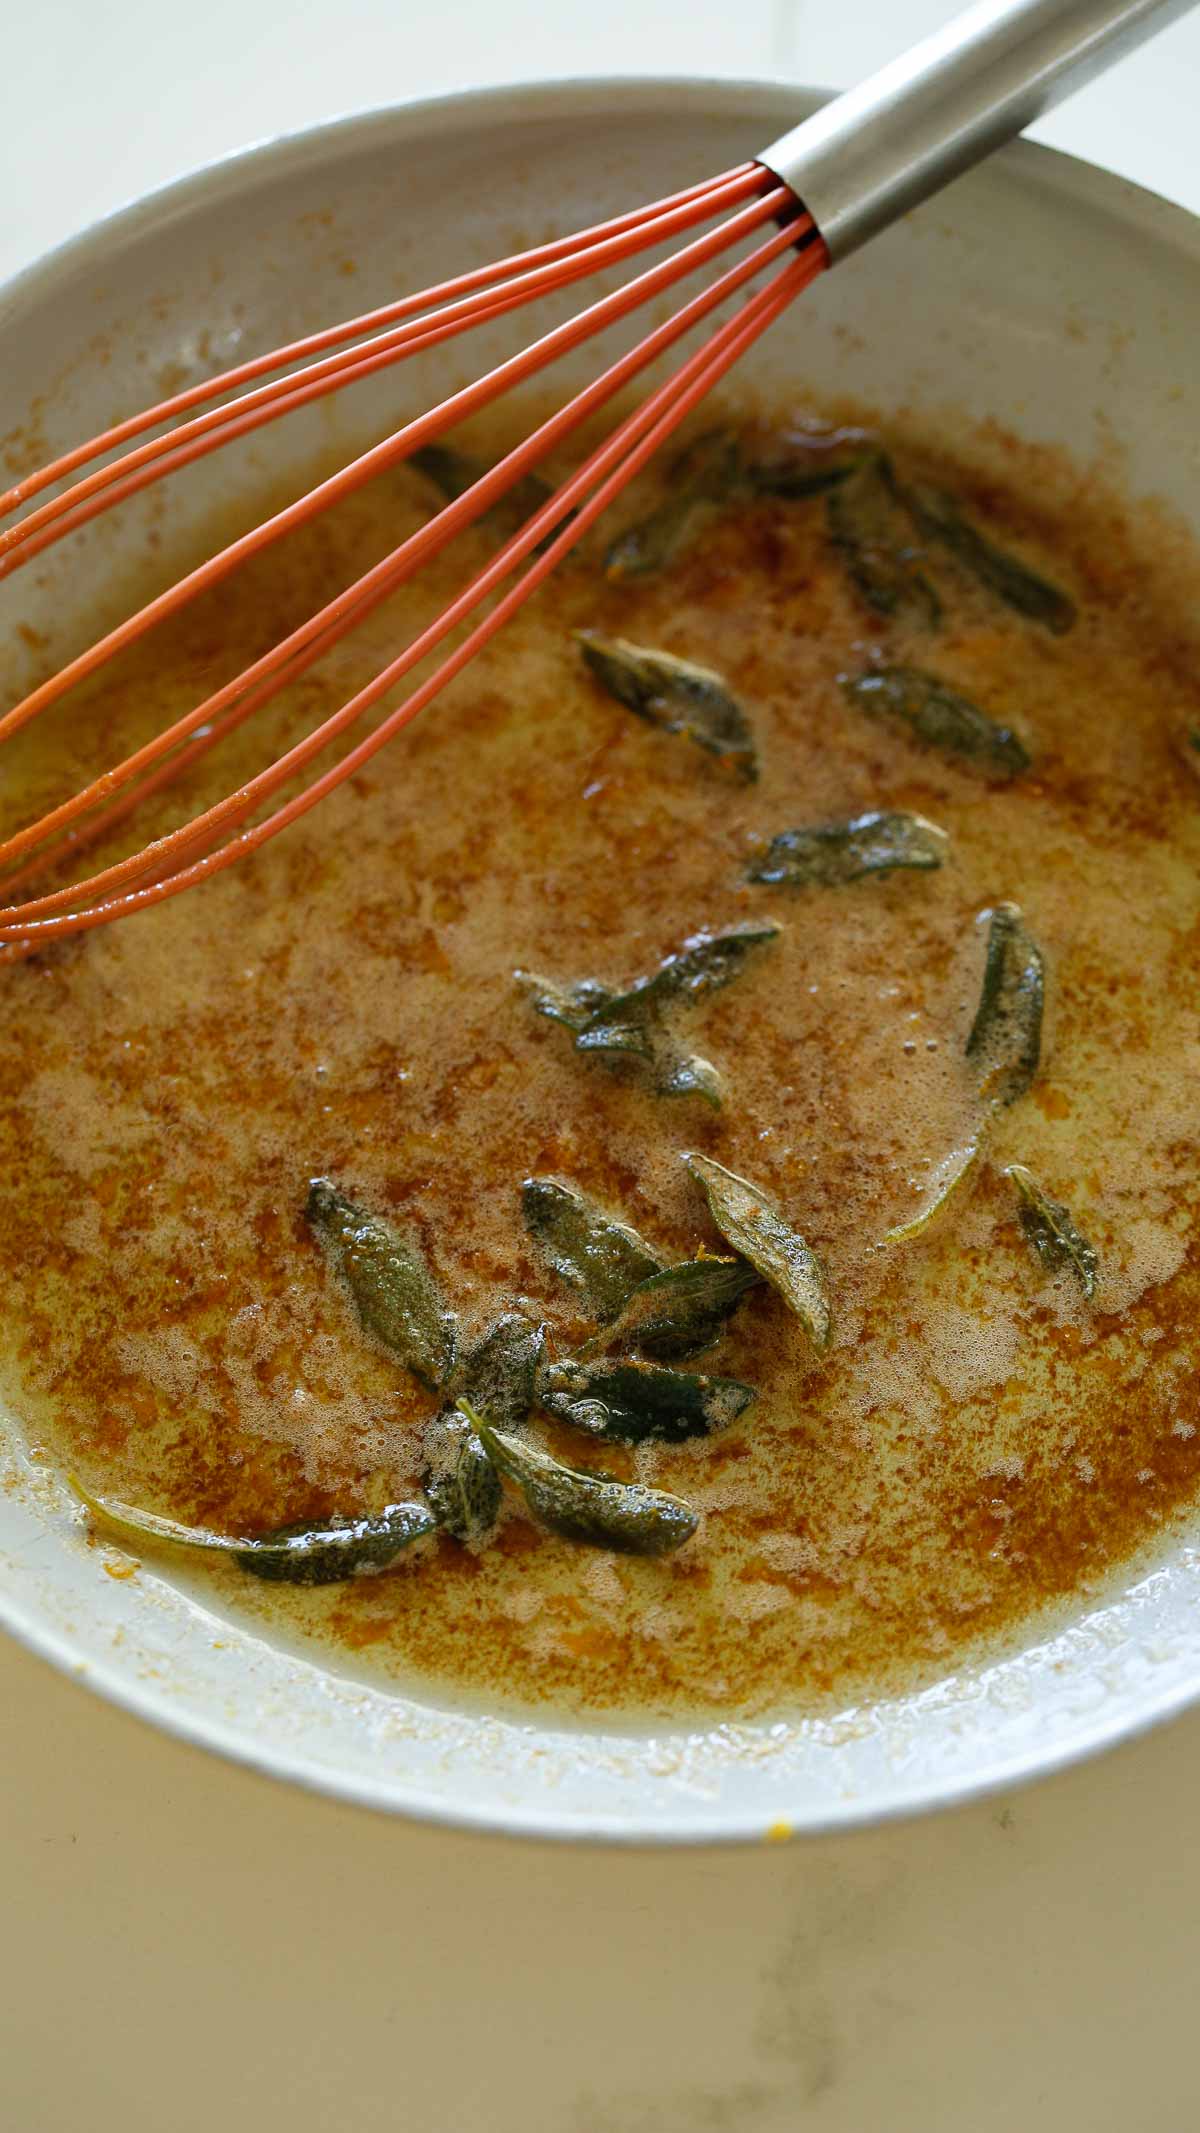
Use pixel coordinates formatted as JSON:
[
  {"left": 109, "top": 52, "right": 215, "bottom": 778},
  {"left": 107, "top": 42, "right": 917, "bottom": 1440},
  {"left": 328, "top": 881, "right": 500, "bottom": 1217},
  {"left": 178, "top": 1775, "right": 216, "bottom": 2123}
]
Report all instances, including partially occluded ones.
[{"left": 1, "top": 407, "right": 1197, "bottom": 1722}]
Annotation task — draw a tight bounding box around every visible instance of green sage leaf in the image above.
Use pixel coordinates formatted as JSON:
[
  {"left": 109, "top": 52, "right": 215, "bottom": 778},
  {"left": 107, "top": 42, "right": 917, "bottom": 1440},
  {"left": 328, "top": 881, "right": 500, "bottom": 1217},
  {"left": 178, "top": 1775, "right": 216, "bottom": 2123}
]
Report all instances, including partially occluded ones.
[
  {"left": 73, "top": 1478, "right": 437, "bottom": 1585},
  {"left": 650, "top": 1046, "right": 725, "bottom": 1108},
  {"left": 840, "top": 665, "right": 1030, "bottom": 779},
  {"left": 426, "top": 1311, "right": 542, "bottom": 1542},
  {"left": 577, "top": 632, "right": 758, "bottom": 780},
  {"left": 579, "top": 1255, "right": 761, "bottom": 1362},
  {"left": 1006, "top": 1163, "right": 1099, "bottom": 1299},
  {"left": 905, "top": 483, "right": 1075, "bottom": 633},
  {"left": 467, "top": 1408, "right": 698, "bottom": 1556},
  {"left": 424, "top": 1414, "right": 503, "bottom": 1544},
  {"left": 521, "top": 1178, "right": 664, "bottom": 1321},
  {"left": 826, "top": 452, "right": 941, "bottom": 626},
  {"left": 745, "top": 432, "right": 871, "bottom": 498},
  {"left": 965, "top": 904, "right": 1045, "bottom": 1109},
  {"left": 604, "top": 429, "right": 744, "bottom": 579},
  {"left": 883, "top": 1137, "right": 982, "bottom": 1243},
  {"left": 512, "top": 972, "right": 611, "bottom": 1034},
  {"left": 454, "top": 1310, "right": 546, "bottom": 1426},
  {"left": 539, "top": 1357, "right": 756, "bottom": 1444},
  {"left": 412, "top": 442, "right": 556, "bottom": 534},
  {"left": 614, "top": 924, "right": 782, "bottom": 1015},
  {"left": 516, "top": 926, "right": 779, "bottom": 1107},
  {"left": 306, "top": 1178, "right": 457, "bottom": 1388},
  {"left": 684, "top": 1152, "right": 832, "bottom": 1351},
  {"left": 747, "top": 809, "right": 947, "bottom": 890}
]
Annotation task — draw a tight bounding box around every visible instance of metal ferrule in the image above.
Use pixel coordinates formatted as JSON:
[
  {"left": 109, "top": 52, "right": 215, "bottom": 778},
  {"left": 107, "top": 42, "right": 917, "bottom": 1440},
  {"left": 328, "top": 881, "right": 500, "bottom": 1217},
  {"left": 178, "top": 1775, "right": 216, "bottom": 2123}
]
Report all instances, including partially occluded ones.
[{"left": 758, "top": 0, "right": 1197, "bottom": 263}]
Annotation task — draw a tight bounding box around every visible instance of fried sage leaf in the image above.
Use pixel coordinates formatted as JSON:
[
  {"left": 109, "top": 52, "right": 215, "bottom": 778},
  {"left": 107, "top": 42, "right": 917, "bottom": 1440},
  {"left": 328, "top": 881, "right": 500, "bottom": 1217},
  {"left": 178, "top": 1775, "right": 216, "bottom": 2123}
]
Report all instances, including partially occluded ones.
[
  {"left": 649, "top": 1046, "right": 725, "bottom": 1108},
  {"left": 965, "top": 903, "right": 1045, "bottom": 1108},
  {"left": 425, "top": 1312, "right": 542, "bottom": 1540},
  {"left": 516, "top": 926, "right": 779, "bottom": 1108},
  {"left": 412, "top": 442, "right": 553, "bottom": 527},
  {"left": 1006, "top": 1163, "right": 1099, "bottom": 1299},
  {"left": 467, "top": 1409, "right": 698, "bottom": 1556},
  {"left": 883, "top": 1137, "right": 982, "bottom": 1244},
  {"left": 579, "top": 1255, "right": 761, "bottom": 1362},
  {"left": 513, "top": 972, "right": 611, "bottom": 1034},
  {"left": 521, "top": 1178, "right": 664, "bottom": 1321},
  {"left": 454, "top": 1310, "right": 546, "bottom": 1426},
  {"left": 577, "top": 632, "right": 758, "bottom": 780},
  {"left": 424, "top": 1413, "right": 503, "bottom": 1544},
  {"left": 539, "top": 1357, "right": 756, "bottom": 1445},
  {"left": 1178, "top": 723, "right": 1200, "bottom": 780},
  {"left": 685, "top": 1152, "right": 832, "bottom": 1351},
  {"left": 747, "top": 809, "right": 947, "bottom": 890},
  {"left": 611, "top": 924, "right": 782, "bottom": 1016},
  {"left": 841, "top": 665, "right": 1030, "bottom": 779},
  {"left": 604, "top": 429, "right": 744, "bottom": 580},
  {"left": 73, "top": 1478, "right": 437, "bottom": 1585},
  {"left": 826, "top": 452, "right": 941, "bottom": 627},
  {"left": 306, "top": 1178, "right": 456, "bottom": 1388},
  {"left": 745, "top": 430, "right": 870, "bottom": 499},
  {"left": 906, "top": 483, "right": 1076, "bottom": 634}
]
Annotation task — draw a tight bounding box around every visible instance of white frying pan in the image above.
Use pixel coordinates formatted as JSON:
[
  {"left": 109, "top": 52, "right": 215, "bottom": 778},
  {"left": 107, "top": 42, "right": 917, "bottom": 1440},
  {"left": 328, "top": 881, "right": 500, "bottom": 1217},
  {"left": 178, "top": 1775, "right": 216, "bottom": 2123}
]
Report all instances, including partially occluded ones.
[{"left": 2, "top": 79, "right": 1198, "bottom": 1839}]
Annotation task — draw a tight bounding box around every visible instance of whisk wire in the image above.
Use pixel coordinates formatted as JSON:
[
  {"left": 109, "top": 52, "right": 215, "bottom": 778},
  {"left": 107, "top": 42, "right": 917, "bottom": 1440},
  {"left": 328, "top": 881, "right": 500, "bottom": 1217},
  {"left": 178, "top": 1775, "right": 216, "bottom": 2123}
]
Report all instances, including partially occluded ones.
[
  {"left": 0, "top": 238, "right": 824, "bottom": 951},
  {"left": 0, "top": 182, "right": 797, "bottom": 757},
  {"left": 0, "top": 166, "right": 772, "bottom": 578},
  {"left": 0, "top": 163, "right": 765, "bottom": 536},
  {"left": 0, "top": 168, "right": 826, "bottom": 956},
  {"left": 0, "top": 208, "right": 816, "bottom": 903}
]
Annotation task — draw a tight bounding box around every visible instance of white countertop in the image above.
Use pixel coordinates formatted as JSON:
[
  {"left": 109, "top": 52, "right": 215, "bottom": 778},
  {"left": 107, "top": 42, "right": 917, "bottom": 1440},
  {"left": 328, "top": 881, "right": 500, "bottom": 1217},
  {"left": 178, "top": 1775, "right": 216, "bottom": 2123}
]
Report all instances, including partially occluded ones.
[{"left": 3, "top": 6, "right": 1200, "bottom": 2128}]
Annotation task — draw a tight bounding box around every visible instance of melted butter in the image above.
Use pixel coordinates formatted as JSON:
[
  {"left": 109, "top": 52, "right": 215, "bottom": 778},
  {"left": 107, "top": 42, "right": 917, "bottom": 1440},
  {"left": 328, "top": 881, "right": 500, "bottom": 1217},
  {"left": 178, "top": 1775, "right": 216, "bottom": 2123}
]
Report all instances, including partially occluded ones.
[{"left": 1, "top": 405, "right": 1198, "bottom": 1724}]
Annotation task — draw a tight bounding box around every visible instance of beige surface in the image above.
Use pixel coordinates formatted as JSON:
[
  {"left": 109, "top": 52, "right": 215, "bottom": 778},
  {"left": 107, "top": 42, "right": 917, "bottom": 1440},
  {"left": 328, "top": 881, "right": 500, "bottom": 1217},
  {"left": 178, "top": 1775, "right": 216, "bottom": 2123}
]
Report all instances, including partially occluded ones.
[{"left": 2, "top": 1623, "right": 1198, "bottom": 2131}]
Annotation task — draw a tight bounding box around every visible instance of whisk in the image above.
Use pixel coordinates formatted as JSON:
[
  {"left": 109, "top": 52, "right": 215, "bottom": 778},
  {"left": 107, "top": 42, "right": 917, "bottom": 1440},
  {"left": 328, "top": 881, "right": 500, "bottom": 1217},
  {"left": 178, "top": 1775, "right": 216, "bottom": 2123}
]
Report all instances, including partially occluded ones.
[{"left": 0, "top": 0, "right": 1191, "bottom": 957}]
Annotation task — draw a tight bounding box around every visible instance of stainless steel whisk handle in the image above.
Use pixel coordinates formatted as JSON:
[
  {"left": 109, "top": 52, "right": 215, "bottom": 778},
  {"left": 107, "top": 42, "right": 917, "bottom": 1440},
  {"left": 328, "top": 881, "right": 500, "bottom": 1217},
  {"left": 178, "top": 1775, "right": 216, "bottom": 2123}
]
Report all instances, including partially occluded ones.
[{"left": 759, "top": 0, "right": 1198, "bottom": 262}]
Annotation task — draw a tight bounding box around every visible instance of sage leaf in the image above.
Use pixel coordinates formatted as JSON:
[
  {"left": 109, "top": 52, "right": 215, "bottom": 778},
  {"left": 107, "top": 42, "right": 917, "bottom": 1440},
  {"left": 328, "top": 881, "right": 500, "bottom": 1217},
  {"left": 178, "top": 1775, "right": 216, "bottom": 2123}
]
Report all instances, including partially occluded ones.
[
  {"left": 412, "top": 442, "right": 558, "bottom": 537},
  {"left": 826, "top": 452, "right": 941, "bottom": 626},
  {"left": 885, "top": 903, "right": 1043, "bottom": 1245},
  {"left": 467, "top": 1408, "right": 698, "bottom": 1556},
  {"left": 577, "top": 632, "right": 758, "bottom": 780},
  {"left": 521, "top": 1178, "right": 664, "bottom": 1321},
  {"left": 73, "top": 1478, "right": 437, "bottom": 1585},
  {"left": 684, "top": 1152, "right": 832, "bottom": 1351},
  {"left": 512, "top": 972, "right": 611, "bottom": 1034},
  {"left": 572, "top": 1017, "right": 653, "bottom": 1061},
  {"left": 424, "top": 1413, "right": 503, "bottom": 1544},
  {"left": 747, "top": 809, "right": 947, "bottom": 890},
  {"left": 539, "top": 1357, "right": 756, "bottom": 1444},
  {"left": 905, "top": 483, "right": 1076, "bottom": 633},
  {"left": 604, "top": 429, "right": 744, "bottom": 579},
  {"left": 1006, "top": 1163, "right": 1099, "bottom": 1299},
  {"left": 616, "top": 924, "right": 782, "bottom": 1014},
  {"left": 1179, "top": 723, "right": 1200, "bottom": 780},
  {"left": 841, "top": 665, "right": 1030, "bottom": 779},
  {"left": 517, "top": 926, "right": 779, "bottom": 1107},
  {"left": 883, "top": 1137, "right": 982, "bottom": 1243},
  {"left": 454, "top": 1310, "right": 546, "bottom": 1426},
  {"left": 425, "top": 1313, "right": 540, "bottom": 1540},
  {"left": 305, "top": 1178, "right": 457, "bottom": 1388},
  {"left": 651, "top": 1046, "right": 725, "bottom": 1108},
  {"left": 966, "top": 904, "right": 1045, "bottom": 1108},
  {"left": 746, "top": 434, "right": 870, "bottom": 498},
  {"left": 579, "top": 1255, "right": 761, "bottom": 1361}
]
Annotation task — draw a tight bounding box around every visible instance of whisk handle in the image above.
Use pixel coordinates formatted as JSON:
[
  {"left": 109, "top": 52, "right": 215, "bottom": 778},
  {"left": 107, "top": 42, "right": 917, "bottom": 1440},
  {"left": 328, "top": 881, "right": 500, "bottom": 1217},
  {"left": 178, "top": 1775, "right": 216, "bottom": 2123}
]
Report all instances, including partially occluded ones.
[{"left": 759, "top": 0, "right": 1197, "bottom": 262}]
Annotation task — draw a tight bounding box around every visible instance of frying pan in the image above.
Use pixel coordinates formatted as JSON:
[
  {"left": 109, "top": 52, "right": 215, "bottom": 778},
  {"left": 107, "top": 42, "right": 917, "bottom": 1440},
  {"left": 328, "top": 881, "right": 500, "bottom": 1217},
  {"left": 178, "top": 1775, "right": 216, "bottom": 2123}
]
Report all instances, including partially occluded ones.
[{"left": 2, "top": 80, "right": 1198, "bottom": 1838}]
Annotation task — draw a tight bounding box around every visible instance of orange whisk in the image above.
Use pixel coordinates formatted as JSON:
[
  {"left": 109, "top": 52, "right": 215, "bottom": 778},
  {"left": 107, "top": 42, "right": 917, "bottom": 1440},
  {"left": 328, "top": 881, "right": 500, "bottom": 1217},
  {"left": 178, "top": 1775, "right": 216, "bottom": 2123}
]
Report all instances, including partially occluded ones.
[{"left": 0, "top": 0, "right": 1188, "bottom": 955}]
